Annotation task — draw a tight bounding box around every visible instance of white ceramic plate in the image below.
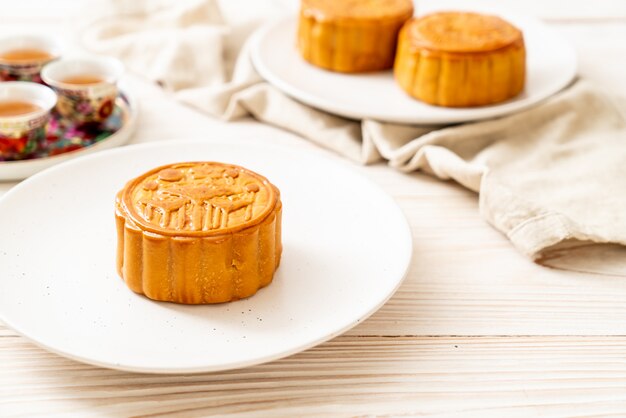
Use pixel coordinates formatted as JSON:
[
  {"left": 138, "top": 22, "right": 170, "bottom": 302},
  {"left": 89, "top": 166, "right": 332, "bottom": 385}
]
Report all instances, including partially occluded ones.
[
  {"left": 250, "top": 7, "right": 577, "bottom": 124},
  {"left": 0, "top": 139, "right": 412, "bottom": 373},
  {"left": 0, "top": 82, "right": 138, "bottom": 181}
]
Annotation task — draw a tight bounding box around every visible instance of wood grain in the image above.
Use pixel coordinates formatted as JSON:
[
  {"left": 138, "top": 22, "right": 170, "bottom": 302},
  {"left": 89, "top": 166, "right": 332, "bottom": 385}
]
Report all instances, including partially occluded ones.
[{"left": 3, "top": 326, "right": 626, "bottom": 417}]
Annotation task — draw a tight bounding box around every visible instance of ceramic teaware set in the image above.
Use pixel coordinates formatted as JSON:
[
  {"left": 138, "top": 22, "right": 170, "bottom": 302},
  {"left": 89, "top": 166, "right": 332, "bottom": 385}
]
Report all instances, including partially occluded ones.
[{"left": 0, "top": 35, "right": 124, "bottom": 160}]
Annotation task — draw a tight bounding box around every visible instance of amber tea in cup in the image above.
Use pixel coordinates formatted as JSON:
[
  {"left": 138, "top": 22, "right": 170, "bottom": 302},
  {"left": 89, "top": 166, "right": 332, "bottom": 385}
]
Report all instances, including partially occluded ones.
[
  {"left": 0, "top": 101, "right": 42, "bottom": 117},
  {"left": 0, "top": 35, "right": 60, "bottom": 82},
  {"left": 41, "top": 56, "right": 123, "bottom": 124},
  {"left": 61, "top": 75, "right": 106, "bottom": 85},
  {"left": 0, "top": 48, "right": 55, "bottom": 63},
  {"left": 0, "top": 82, "right": 57, "bottom": 161}
]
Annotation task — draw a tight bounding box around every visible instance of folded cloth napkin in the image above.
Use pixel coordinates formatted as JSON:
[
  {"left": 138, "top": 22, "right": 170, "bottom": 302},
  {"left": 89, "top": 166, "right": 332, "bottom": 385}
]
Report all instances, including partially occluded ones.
[
  {"left": 179, "top": 71, "right": 626, "bottom": 269},
  {"left": 82, "top": 0, "right": 227, "bottom": 90},
  {"left": 82, "top": 0, "right": 626, "bottom": 272}
]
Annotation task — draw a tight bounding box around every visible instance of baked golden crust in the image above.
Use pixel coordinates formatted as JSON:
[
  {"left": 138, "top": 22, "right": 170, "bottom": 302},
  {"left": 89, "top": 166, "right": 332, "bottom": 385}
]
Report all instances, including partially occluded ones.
[
  {"left": 297, "top": 0, "right": 413, "bottom": 73},
  {"left": 115, "top": 162, "right": 282, "bottom": 304},
  {"left": 394, "top": 12, "right": 526, "bottom": 107}
]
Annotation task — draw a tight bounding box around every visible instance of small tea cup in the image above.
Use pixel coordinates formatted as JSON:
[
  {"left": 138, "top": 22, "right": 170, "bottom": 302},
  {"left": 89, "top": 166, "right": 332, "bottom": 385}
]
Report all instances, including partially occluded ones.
[
  {"left": 0, "top": 35, "right": 61, "bottom": 83},
  {"left": 41, "top": 55, "right": 123, "bottom": 124},
  {"left": 0, "top": 81, "right": 57, "bottom": 161}
]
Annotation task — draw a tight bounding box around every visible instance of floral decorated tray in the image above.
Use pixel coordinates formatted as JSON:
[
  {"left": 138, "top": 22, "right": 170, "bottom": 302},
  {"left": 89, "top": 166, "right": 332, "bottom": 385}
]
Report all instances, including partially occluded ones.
[{"left": 0, "top": 85, "right": 137, "bottom": 181}]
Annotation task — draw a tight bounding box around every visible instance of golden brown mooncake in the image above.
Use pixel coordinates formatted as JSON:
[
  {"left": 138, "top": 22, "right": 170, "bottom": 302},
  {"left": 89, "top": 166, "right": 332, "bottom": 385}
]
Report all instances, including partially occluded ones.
[
  {"left": 394, "top": 12, "right": 526, "bottom": 107},
  {"left": 115, "top": 162, "right": 282, "bottom": 304},
  {"left": 297, "top": 0, "right": 414, "bottom": 73}
]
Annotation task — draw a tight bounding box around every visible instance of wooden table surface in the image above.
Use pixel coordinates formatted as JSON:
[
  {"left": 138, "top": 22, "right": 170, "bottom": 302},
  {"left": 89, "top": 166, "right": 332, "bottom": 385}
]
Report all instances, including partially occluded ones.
[{"left": 2, "top": 1, "right": 626, "bottom": 416}]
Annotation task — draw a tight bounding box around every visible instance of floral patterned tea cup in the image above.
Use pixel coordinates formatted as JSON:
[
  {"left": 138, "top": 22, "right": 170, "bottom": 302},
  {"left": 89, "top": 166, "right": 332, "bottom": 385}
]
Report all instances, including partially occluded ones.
[
  {"left": 41, "top": 56, "right": 124, "bottom": 124},
  {"left": 0, "top": 82, "right": 57, "bottom": 160},
  {"left": 0, "top": 35, "right": 61, "bottom": 83}
]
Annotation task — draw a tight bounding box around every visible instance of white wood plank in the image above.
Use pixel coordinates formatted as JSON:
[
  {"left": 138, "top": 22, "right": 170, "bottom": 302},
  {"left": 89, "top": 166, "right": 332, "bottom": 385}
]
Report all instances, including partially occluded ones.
[{"left": 3, "top": 331, "right": 626, "bottom": 417}]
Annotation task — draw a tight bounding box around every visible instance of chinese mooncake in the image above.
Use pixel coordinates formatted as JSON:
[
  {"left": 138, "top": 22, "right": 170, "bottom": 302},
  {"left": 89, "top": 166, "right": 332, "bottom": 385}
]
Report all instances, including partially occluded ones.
[
  {"left": 297, "top": 0, "right": 414, "bottom": 73},
  {"left": 115, "top": 162, "right": 282, "bottom": 304},
  {"left": 394, "top": 12, "right": 526, "bottom": 107}
]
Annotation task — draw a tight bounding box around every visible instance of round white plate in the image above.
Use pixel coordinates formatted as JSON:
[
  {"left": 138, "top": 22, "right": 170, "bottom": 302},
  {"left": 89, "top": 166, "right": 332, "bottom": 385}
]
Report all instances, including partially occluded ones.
[
  {"left": 250, "top": 8, "right": 577, "bottom": 124},
  {"left": 0, "top": 139, "right": 412, "bottom": 373},
  {"left": 0, "top": 82, "right": 138, "bottom": 181}
]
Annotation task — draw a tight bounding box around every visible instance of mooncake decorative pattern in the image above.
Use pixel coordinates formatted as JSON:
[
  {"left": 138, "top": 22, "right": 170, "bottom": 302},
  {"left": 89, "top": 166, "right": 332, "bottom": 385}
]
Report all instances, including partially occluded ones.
[{"left": 115, "top": 162, "right": 282, "bottom": 304}]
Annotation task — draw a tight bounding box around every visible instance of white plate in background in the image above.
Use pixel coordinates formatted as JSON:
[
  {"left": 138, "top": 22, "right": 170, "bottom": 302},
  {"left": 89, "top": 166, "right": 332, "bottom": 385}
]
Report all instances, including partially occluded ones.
[{"left": 250, "top": 8, "right": 577, "bottom": 124}]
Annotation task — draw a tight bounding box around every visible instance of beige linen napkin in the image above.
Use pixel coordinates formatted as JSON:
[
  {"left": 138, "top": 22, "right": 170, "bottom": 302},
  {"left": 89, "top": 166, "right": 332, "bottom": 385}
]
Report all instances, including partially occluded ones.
[
  {"left": 82, "top": 0, "right": 227, "bottom": 90},
  {"left": 82, "top": 0, "right": 626, "bottom": 271}
]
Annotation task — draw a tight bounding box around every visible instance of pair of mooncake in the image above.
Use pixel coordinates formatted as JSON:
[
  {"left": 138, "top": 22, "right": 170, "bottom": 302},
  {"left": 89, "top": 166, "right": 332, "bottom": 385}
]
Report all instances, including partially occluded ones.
[{"left": 297, "top": 0, "right": 526, "bottom": 107}]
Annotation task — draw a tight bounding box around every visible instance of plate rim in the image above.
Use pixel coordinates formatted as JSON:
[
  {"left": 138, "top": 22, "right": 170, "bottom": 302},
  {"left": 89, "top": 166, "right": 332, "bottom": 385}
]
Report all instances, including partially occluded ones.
[
  {"left": 250, "top": 13, "right": 578, "bottom": 124},
  {"left": 0, "top": 79, "right": 139, "bottom": 181},
  {"left": 0, "top": 138, "right": 413, "bottom": 374}
]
